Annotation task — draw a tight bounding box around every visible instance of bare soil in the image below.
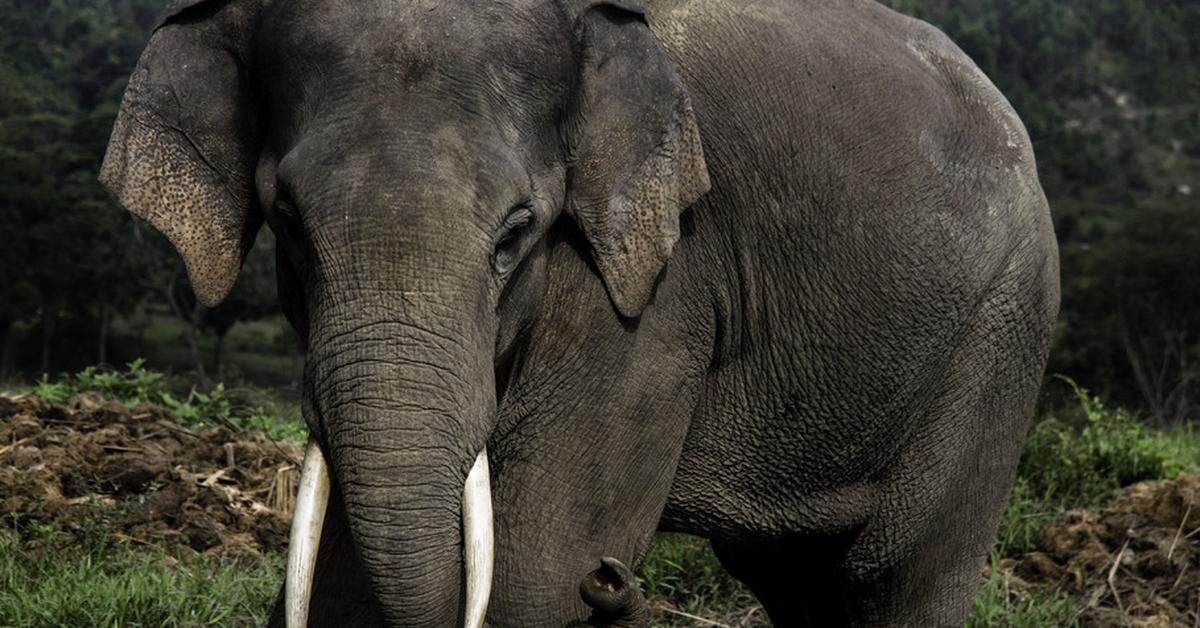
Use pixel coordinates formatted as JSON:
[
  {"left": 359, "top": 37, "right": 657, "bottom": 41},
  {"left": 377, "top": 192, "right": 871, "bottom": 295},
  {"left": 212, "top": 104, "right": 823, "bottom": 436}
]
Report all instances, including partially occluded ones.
[
  {"left": 0, "top": 392, "right": 301, "bottom": 561},
  {"left": 994, "top": 473, "right": 1200, "bottom": 627},
  {"left": 4, "top": 392, "right": 1198, "bottom": 626}
]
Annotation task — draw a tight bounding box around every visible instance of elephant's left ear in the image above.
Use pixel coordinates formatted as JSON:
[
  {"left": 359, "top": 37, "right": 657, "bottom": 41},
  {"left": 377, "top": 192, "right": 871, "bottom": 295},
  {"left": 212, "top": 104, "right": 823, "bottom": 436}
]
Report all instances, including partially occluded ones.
[
  {"left": 564, "top": 1, "right": 710, "bottom": 319},
  {"left": 99, "top": 0, "right": 263, "bottom": 307}
]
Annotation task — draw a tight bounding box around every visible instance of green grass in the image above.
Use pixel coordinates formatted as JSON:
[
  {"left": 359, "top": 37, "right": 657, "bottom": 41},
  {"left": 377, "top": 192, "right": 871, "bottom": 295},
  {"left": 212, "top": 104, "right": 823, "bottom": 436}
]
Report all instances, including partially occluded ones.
[
  {"left": 0, "top": 529, "right": 281, "bottom": 627},
  {"left": 6, "top": 368, "right": 1200, "bottom": 626},
  {"left": 994, "top": 376, "right": 1200, "bottom": 557},
  {"left": 638, "top": 533, "right": 764, "bottom": 626},
  {"left": 966, "top": 560, "right": 1079, "bottom": 628}
]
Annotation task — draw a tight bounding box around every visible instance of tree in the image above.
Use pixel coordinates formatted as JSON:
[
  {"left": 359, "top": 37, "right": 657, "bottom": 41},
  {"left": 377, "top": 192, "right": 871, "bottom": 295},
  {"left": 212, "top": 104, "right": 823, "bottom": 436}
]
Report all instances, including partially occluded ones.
[
  {"left": 201, "top": 233, "right": 279, "bottom": 375},
  {"left": 0, "top": 0, "right": 161, "bottom": 373}
]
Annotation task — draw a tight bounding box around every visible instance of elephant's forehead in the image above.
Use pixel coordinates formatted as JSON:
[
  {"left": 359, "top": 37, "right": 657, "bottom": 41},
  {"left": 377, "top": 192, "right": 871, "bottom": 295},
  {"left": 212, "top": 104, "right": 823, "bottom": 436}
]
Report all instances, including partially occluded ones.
[{"left": 260, "top": 0, "right": 573, "bottom": 91}]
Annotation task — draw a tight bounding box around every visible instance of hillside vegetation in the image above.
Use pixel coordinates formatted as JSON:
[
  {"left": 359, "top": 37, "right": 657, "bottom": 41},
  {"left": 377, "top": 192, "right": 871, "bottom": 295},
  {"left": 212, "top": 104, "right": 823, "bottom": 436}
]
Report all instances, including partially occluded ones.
[{"left": 1, "top": 0, "right": 1198, "bottom": 421}]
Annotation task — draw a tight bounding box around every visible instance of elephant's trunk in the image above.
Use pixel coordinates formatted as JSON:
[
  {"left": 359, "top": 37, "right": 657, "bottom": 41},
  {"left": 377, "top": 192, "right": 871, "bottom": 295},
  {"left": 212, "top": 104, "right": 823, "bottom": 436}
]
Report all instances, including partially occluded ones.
[
  {"left": 286, "top": 443, "right": 492, "bottom": 628},
  {"left": 295, "top": 309, "right": 497, "bottom": 626}
]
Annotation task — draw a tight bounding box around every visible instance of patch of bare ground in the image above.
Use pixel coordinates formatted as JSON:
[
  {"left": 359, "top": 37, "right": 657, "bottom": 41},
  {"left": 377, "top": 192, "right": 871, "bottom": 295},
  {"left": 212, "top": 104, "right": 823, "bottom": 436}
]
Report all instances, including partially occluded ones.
[
  {"left": 0, "top": 392, "right": 301, "bottom": 561},
  {"left": 8, "top": 391, "right": 1197, "bottom": 627},
  {"left": 994, "top": 473, "right": 1200, "bottom": 627}
]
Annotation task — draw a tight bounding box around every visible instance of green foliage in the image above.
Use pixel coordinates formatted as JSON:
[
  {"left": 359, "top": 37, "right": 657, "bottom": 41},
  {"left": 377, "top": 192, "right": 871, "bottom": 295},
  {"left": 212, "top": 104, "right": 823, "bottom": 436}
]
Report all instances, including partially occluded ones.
[
  {"left": 1022, "top": 377, "right": 1188, "bottom": 504},
  {"left": 639, "top": 534, "right": 755, "bottom": 612},
  {"left": 32, "top": 358, "right": 166, "bottom": 406},
  {"left": 29, "top": 360, "right": 307, "bottom": 442},
  {"left": 966, "top": 559, "right": 1079, "bottom": 628},
  {"left": 0, "top": 0, "right": 160, "bottom": 362},
  {"left": 0, "top": 0, "right": 285, "bottom": 377},
  {"left": 993, "top": 477, "right": 1061, "bottom": 560},
  {"left": 1056, "top": 202, "right": 1200, "bottom": 423},
  {"left": 0, "top": 528, "right": 281, "bottom": 627},
  {"left": 995, "top": 377, "right": 1200, "bottom": 556}
]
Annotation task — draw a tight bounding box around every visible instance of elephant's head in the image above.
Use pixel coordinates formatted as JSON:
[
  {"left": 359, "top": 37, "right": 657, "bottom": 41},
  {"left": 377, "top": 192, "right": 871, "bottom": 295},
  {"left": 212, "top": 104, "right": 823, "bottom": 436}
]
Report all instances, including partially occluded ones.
[{"left": 100, "top": 0, "right": 708, "bottom": 625}]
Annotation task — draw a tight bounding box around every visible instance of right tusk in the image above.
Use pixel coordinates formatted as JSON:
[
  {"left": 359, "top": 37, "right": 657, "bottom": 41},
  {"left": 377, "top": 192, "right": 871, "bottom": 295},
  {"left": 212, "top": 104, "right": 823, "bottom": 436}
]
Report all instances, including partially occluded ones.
[
  {"left": 286, "top": 439, "right": 331, "bottom": 628},
  {"left": 462, "top": 448, "right": 494, "bottom": 628}
]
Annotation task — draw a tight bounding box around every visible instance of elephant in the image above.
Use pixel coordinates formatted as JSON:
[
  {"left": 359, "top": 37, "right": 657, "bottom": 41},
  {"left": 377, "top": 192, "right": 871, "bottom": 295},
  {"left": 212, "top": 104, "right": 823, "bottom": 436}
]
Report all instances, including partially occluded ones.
[{"left": 99, "top": 0, "right": 1060, "bottom": 625}]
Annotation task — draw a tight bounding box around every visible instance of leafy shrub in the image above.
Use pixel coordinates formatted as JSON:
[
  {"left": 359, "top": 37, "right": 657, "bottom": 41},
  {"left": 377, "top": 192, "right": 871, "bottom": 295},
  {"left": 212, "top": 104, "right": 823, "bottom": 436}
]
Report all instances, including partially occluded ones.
[
  {"left": 996, "top": 376, "right": 1198, "bottom": 555},
  {"left": 1021, "top": 376, "right": 1185, "bottom": 506},
  {"left": 29, "top": 360, "right": 306, "bottom": 442}
]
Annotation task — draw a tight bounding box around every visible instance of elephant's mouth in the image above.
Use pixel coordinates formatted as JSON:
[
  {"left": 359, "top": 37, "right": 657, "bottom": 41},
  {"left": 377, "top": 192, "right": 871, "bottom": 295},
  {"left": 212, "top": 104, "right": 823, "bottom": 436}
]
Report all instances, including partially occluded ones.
[{"left": 284, "top": 439, "right": 495, "bottom": 628}]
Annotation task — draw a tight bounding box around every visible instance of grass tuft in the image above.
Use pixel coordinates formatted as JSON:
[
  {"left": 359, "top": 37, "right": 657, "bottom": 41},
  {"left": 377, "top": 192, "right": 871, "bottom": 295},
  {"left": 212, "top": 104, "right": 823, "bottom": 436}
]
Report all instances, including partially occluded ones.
[
  {"left": 966, "top": 558, "right": 1079, "bottom": 628},
  {"left": 0, "top": 529, "right": 281, "bottom": 627},
  {"left": 639, "top": 533, "right": 764, "bottom": 625},
  {"left": 994, "top": 376, "right": 1200, "bottom": 557}
]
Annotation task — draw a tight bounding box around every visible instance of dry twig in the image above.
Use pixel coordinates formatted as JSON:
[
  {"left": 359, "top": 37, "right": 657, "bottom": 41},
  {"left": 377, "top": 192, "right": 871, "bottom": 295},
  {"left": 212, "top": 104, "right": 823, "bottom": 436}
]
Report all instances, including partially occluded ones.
[
  {"left": 1107, "top": 540, "right": 1131, "bottom": 625},
  {"left": 657, "top": 607, "right": 732, "bottom": 627},
  {"left": 1169, "top": 502, "right": 1193, "bottom": 561}
]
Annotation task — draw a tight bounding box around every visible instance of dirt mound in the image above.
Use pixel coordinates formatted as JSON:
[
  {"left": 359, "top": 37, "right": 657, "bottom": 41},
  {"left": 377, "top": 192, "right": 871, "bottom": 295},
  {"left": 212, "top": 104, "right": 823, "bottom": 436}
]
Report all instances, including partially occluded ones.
[
  {"left": 0, "top": 393, "right": 302, "bottom": 561},
  {"left": 995, "top": 473, "right": 1200, "bottom": 627}
]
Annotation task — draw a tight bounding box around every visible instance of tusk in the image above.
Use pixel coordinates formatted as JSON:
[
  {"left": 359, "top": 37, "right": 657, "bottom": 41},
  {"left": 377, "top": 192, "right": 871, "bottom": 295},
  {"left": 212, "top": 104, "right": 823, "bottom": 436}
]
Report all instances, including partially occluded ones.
[
  {"left": 287, "top": 439, "right": 331, "bottom": 628},
  {"left": 462, "top": 448, "right": 494, "bottom": 628}
]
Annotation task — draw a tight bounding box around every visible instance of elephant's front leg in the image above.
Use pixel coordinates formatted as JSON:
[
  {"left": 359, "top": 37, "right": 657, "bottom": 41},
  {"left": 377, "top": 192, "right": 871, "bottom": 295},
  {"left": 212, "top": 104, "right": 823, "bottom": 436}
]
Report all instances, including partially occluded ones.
[
  {"left": 486, "top": 361, "right": 701, "bottom": 625},
  {"left": 484, "top": 248, "right": 709, "bottom": 626}
]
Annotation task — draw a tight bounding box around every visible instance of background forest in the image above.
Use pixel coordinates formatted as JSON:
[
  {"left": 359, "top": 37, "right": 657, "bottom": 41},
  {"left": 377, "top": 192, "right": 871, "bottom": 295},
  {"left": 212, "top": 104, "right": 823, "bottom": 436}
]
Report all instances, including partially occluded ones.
[
  {"left": 1, "top": 0, "right": 1199, "bottom": 626},
  {"left": 2, "top": 0, "right": 1199, "bottom": 421}
]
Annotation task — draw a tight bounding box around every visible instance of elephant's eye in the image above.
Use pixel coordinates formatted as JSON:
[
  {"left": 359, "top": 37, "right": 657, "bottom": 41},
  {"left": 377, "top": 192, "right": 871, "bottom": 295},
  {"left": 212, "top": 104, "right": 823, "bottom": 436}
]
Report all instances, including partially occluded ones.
[
  {"left": 275, "top": 197, "right": 299, "bottom": 222},
  {"left": 492, "top": 203, "right": 535, "bottom": 276},
  {"left": 271, "top": 195, "right": 308, "bottom": 266}
]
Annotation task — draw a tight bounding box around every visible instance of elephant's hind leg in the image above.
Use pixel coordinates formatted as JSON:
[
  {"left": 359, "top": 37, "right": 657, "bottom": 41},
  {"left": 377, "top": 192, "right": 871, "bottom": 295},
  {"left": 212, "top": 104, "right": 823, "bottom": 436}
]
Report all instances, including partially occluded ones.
[
  {"left": 711, "top": 534, "right": 859, "bottom": 627},
  {"left": 714, "top": 255, "right": 1056, "bottom": 627},
  {"left": 833, "top": 257, "right": 1056, "bottom": 626}
]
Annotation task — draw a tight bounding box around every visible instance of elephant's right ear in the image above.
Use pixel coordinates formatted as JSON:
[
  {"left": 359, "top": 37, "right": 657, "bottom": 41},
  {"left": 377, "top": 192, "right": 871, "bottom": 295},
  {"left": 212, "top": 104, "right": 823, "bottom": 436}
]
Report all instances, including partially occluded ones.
[{"left": 100, "top": 0, "right": 263, "bottom": 307}]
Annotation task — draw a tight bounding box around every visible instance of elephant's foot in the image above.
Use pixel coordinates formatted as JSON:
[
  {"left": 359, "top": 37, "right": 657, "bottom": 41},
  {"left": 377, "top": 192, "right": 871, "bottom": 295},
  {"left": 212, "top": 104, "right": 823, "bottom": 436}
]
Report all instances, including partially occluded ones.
[{"left": 577, "top": 557, "right": 649, "bottom": 628}]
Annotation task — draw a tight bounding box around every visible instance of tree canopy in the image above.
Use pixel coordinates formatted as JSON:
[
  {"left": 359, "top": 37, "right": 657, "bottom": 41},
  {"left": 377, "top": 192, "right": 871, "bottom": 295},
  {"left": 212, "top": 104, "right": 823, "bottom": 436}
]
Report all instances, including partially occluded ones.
[{"left": 1, "top": 0, "right": 1197, "bottom": 419}]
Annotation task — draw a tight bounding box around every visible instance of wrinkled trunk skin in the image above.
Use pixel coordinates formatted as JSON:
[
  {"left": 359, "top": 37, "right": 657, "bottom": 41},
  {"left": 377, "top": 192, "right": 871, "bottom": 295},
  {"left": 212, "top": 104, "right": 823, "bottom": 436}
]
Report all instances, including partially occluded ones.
[
  {"left": 579, "top": 557, "right": 650, "bottom": 628},
  {"left": 306, "top": 294, "right": 494, "bottom": 626}
]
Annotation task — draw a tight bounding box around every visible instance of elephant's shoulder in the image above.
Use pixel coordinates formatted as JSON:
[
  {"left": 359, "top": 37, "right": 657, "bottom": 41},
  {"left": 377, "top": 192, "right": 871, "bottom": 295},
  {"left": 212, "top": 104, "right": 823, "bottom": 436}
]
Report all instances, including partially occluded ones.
[
  {"left": 816, "top": 1, "right": 1034, "bottom": 168},
  {"left": 655, "top": 0, "right": 1047, "bottom": 239},
  {"left": 882, "top": 11, "right": 1036, "bottom": 168},
  {"left": 804, "top": 3, "right": 1042, "bottom": 218},
  {"left": 655, "top": 0, "right": 1034, "bottom": 168}
]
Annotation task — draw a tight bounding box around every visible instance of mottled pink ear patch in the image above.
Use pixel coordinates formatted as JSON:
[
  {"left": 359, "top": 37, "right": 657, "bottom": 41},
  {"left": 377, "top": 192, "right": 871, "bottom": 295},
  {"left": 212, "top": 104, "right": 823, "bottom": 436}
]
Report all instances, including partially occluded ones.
[
  {"left": 592, "top": 97, "right": 710, "bottom": 318},
  {"left": 101, "top": 77, "right": 246, "bottom": 307},
  {"left": 99, "top": 0, "right": 261, "bottom": 308},
  {"left": 564, "top": 6, "right": 710, "bottom": 319}
]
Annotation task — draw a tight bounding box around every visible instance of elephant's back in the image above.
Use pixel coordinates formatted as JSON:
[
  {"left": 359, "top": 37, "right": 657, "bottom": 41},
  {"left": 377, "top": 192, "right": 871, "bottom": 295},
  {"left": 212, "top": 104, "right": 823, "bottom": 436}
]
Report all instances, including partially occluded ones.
[
  {"left": 652, "top": 0, "right": 1058, "bottom": 536},
  {"left": 649, "top": 0, "right": 1046, "bottom": 252}
]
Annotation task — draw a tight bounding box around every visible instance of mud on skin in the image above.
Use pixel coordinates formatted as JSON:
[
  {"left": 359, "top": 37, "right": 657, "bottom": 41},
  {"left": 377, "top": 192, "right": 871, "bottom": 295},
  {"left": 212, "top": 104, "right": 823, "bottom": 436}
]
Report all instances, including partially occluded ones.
[{"left": 101, "top": 0, "right": 1060, "bottom": 625}]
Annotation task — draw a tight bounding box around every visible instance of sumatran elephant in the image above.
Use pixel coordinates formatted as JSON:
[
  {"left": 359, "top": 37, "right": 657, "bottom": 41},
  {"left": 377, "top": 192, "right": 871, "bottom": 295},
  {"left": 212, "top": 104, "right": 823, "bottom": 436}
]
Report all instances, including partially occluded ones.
[{"left": 99, "top": 0, "right": 1060, "bottom": 625}]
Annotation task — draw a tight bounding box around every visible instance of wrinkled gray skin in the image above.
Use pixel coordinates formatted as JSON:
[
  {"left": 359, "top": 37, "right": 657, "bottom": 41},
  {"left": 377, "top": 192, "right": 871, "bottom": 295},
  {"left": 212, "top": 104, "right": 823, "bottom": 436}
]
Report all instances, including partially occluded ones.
[{"left": 100, "top": 0, "right": 1060, "bottom": 625}]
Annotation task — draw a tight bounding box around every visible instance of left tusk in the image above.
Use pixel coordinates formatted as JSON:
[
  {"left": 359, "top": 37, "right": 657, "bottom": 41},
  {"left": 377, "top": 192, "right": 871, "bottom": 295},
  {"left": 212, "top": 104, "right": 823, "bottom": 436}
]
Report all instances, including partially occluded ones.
[
  {"left": 286, "top": 439, "right": 331, "bottom": 628},
  {"left": 462, "top": 448, "right": 494, "bottom": 628}
]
